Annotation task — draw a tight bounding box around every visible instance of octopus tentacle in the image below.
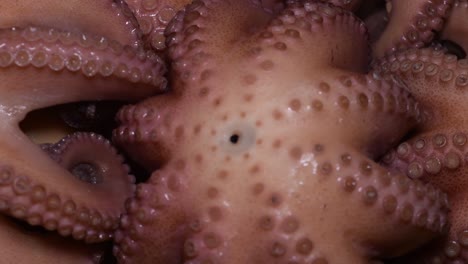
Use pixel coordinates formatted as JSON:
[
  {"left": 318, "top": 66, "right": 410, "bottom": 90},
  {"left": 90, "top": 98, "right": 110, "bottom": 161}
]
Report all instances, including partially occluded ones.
[
  {"left": 166, "top": 0, "right": 369, "bottom": 78},
  {"left": 54, "top": 132, "right": 135, "bottom": 186},
  {"left": 317, "top": 150, "right": 448, "bottom": 260},
  {"left": 382, "top": 131, "right": 468, "bottom": 262},
  {"left": 114, "top": 165, "right": 191, "bottom": 263},
  {"left": 0, "top": 26, "right": 166, "bottom": 115},
  {"left": 113, "top": 95, "right": 179, "bottom": 170},
  {"left": 293, "top": 73, "right": 421, "bottom": 156},
  {"left": 0, "top": 214, "right": 106, "bottom": 264},
  {"left": 114, "top": 149, "right": 450, "bottom": 263},
  {"left": 123, "top": 0, "right": 192, "bottom": 52},
  {"left": 373, "top": 47, "right": 468, "bottom": 131},
  {"left": 0, "top": 131, "right": 134, "bottom": 243},
  {"left": 374, "top": 0, "right": 454, "bottom": 57},
  {"left": 371, "top": 22, "right": 468, "bottom": 261},
  {"left": 0, "top": 0, "right": 142, "bottom": 49},
  {"left": 382, "top": 131, "right": 467, "bottom": 180},
  {"left": 0, "top": 0, "right": 173, "bottom": 261}
]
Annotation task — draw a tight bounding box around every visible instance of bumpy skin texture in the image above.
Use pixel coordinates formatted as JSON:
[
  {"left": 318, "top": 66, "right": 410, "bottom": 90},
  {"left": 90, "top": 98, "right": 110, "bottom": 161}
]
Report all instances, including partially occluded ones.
[
  {"left": 0, "top": 0, "right": 167, "bottom": 262},
  {"left": 0, "top": 214, "right": 107, "bottom": 264},
  {"left": 4, "top": 0, "right": 468, "bottom": 263},
  {"left": 124, "top": 0, "right": 192, "bottom": 51},
  {"left": 374, "top": 0, "right": 453, "bottom": 57},
  {"left": 373, "top": 1, "right": 468, "bottom": 262},
  {"left": 113, "top": 1, "right": 451, "bottom": 263}
]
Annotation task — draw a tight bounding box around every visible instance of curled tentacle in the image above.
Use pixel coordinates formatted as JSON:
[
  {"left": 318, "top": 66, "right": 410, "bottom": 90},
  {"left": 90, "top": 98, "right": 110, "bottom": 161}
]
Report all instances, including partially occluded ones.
[
  {"left": 0, "top": 0, "right": 173, "bottom": 261},
  {"left": 0, "top": 131, "right": 135, "bottom": 243},
  {"left": 374, "top": 0, "right": 454, "bottom": 57}
]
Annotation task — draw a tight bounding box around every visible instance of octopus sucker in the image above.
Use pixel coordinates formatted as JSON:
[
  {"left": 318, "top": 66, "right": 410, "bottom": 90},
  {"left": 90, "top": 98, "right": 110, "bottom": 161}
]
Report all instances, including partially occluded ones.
[
  {"left": 114, "top": 165, "right": 191, "bottom": 263},
  {"left": 123, "top": 0, "right": 192, "bottom": 52},
  {"left": 382, "top": 131, "right": 468, "bottom": 262},
  {"left": 0, "top": 131, "right": 134, "bottom": 243},
  {"left": 371, "top": 4, "right": 468, "bottom": 260},
  {"left": 0, "top": 25, "right": 166, "bottom": 114},
  {"left": 373, "top": 47, "right": 468, "bottom": 262},
  {"left": 0, "top": 214, "right": 106, "bottom": 264},
  {"left": 0, "top": 0, "right": 173, "bottom": 261},
  {"left": 373, "top": 47, "right": 468, "bottom": 129},
  {"left": 113, "top": 1, "right": 450, "bottom": 263},
  {"left": 374, "top": 0, "right": 454, "bottom": 57},
  {"left": 0, "top": 0, "right": 143, "bottom": 49}
]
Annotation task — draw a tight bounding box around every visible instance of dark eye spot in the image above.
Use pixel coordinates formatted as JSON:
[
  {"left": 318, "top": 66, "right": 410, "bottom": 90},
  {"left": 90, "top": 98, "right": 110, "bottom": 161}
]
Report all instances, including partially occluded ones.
[
  {"left": 230, "top": 134, "right": 240, "bottom": 144},
  {"left": 220, "top": 122, "right": 256, "bottom": 154}
]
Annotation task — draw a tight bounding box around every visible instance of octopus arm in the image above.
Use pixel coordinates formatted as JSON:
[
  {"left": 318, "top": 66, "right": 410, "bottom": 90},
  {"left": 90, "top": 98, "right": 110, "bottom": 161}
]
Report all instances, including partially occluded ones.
[
  {"left": 383, "top": 131, "right": 468, "bottom": 261},
  {"left": 0, "top": 26, "right": 166, "bottom": 119},
  {"left": 0, "top": 130, "right": 134, "bottom": 243},
  {"left": 114, "top": 165, "right": 192, "bottom": 263},
  {"left": 374, "top": 0, "right": 454, "bottom": 57}
]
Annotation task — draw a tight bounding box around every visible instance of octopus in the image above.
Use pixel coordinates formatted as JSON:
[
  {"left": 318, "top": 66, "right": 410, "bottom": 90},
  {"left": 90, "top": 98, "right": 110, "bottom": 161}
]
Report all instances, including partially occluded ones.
[
  {"left": 0, "top": 0, "right": 467, "bottom": 263},
  {"left": 112, "top": 0, "right": 452, "bottom": 263},
  {"left": 0, "top": 0, "right": 167, "bottom": 262}
]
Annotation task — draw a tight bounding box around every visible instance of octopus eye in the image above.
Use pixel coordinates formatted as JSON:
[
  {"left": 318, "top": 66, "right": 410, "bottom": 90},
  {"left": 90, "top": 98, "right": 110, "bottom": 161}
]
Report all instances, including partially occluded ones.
[{"left": 220, "top": 123, "right": 256, "bottom": 154}]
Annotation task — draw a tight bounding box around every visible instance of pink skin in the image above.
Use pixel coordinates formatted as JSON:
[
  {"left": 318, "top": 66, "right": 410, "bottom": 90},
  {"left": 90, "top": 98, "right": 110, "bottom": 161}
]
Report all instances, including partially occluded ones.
[
  {"left": 377, "top": 49, "right": 468, "bottom": 263},
  {"left": 373, "top": 2, "right": 468, "bottom": 262},
  {"left": 123, "top": 0, "right": 192, "bottom": 52},
  {"left": 0, "top": 0, "right": 167, "bottom": 261},
  {"left": 441, "top": 0, "right": 468, "bottom": 51},
  {"left": 113, "top": 1, "right": 450, "bottom": 263},
  {"left": 0, "top": 213, "right": 106, "bottom": 264},
  {"left": 1, "top": 0, "right": 468, "bottom": 263},
  {"left": 374, "top": 0, "right": 453, "bottom": 57}
]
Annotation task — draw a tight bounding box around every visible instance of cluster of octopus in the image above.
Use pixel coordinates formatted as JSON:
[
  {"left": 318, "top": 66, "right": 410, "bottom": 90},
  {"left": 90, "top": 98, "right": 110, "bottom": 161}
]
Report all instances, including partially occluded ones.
[{"left": 1, "top": 0, "right": 468, "bottom": 263}]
